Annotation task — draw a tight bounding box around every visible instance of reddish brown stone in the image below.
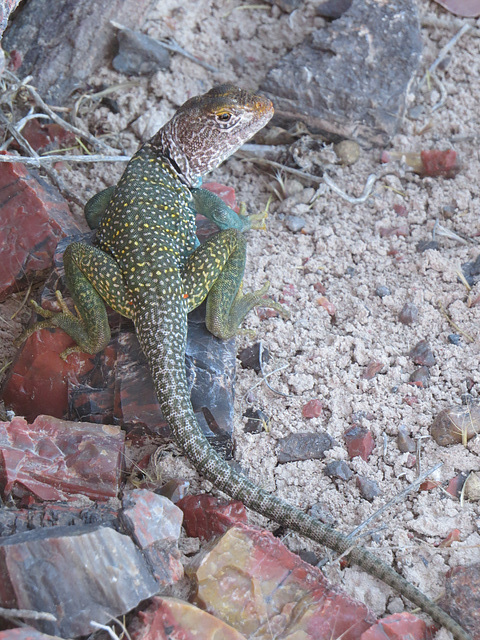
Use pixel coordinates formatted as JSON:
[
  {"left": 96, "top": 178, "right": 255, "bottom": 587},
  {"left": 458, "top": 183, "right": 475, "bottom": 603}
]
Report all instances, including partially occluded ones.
[
  {"left": 0, "top": 415, "right": 124, "bottom": 501},
  {"left": 203, "top": 182, "right": 239, "bottom": 212},
  {"left": 0, "top": 158, "right": 81, "bottom": 301},
  {"left": 177, "top": 494, "right": 248, "bottom": 541},
  {"left": 379, "top": 224, "right": 409, "bottom": 237},
  {"left": 409, "top": 340, "right": 436, "bottom": 367},
  {"left": 440, "top": 563, "right": 480, "bottom": 639},
  {"left": 420, "top": 149, "right": 460, "bottom": 178},
  {"left": 344, "top": 426, "right": 375, "bottom": 461},
  {"left": 11, "top": 119, "right": 76, "bottom": 153},
  {"left": 362, "top": 361, "right": 384, "bottom": 380},
  {"left": 393, "top": 204, "right": 408, "bottom": 216},
  {"left": 302, "top": 398, "right": 323, "bottom": 418},
  {"left": 121, "top": 489, "right": 183, "bottom": 548},
  {"left": 438, "top": 528, "right": 462, "bottom": 548},
  {"left": 313, "top": 282, "right": 327, "bottom": 294},
  {"left": 317, "top": 296, "right": 336, "bottom": 316},
  {"left": 2, "top": 329, "right": 95, "bottom": 422},
  {"left": 360, "top": 612, "right": 428, "bottom": 640},
  {"left": 419, "top": 480, "right": 440, "bottom": 491},
  {"left": 446, "top": 473, "right": 467, "bottom": 498}
]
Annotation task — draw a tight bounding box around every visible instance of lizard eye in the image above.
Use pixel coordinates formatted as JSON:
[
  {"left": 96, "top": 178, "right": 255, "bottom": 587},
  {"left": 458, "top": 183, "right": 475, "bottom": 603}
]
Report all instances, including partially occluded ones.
[{"left": 216, "top": 112, "right": 232, "bottom": 122}]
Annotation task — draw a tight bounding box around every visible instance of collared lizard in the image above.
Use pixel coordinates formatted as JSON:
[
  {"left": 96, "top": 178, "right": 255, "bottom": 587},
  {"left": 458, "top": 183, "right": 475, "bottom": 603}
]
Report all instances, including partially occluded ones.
[{"left": 24, "top": 84, "right": 471, "bottom": 640}]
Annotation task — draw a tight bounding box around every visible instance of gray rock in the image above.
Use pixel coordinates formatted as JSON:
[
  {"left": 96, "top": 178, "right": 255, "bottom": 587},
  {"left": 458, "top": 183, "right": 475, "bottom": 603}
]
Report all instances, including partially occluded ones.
[
  {"left": 113, "top": 27, "right": 170, "bottom": 76},
  {"left": 0, "top": 525, "right": 159, "bottom": 637},
  {"left": 409, "top": 365, "right": 430, "bottom": 387},
  {"left": 409, "top": 339, "right": 436, "bottom": 367},
  {"left": 324, "top": 460, "right": 353, "bottom": 481},
  {"left": 262, "top": 0, "right": 422, "bottom": 147},
  {"left": 356, "top": 476, "right": 380, "bottom": 501},
  {"left": 285, "top": 214, "right": 306, "bottom": 232},
  {"left": 398, "top": 302, "right": 419, "bottom": 325},
  {"left": 277, "top": 431, "right": 335, "bottom": 463},
  {"left": 375, "top": 285, "right": 391, "bottom": 298}
]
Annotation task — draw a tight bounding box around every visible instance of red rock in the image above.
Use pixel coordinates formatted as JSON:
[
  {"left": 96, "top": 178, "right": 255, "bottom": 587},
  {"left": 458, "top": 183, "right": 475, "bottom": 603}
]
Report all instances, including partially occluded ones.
[
  {"left": 419, "top": 480, "right": 440, "bottom": 491},
  {"left": 302, "top": 399, "right": 324, "bottom": 418},
  {"left": 438, "top": 528, "right": 461, "bottom": 548},
  {"left": 393, "top": 204, "right": 407, "bottom": 216},
  {"left": 440, "top": 563, "right": 480, "bottom": 638},
  {"left": 0, "top": 415, "right": 124, "bottom": 501},
  {"left": 360, "top": 612, "right": 428, "bottom": 639},
  {"left": 0, "top": 158, "right": 81, "bottom": 301},
  {"left": 420, "top": 149, "right": 460, "bottom": 178},
  {"left": 177, "top": 494, "right": 247, "bottom": 541},
  {"left": 344, "top": 426, "right": 375, "bottom": 461},
  {"left": 8, "top": 50, "right": 23, "bottom": 72},
  {"left": 203, "top": 181, "right": 239, "bottom": 212},
  {"left": 121, "top": 489, "right": 183, "bottom": 548},
  {"left": 317, "top": 296, "right": 336, "bottom": 316},
  {"left": 405, "top": 454, "right": 417, "bottom": 468},
  {"left": 446, "top": 473, "right": 467, "bottom": 498},
  {"left": 2, "top": 329, "right": 95, "bottom": 422},
  {"left": 257, "top": 307, "right": 280, "bottom": 319},
  {"left": 313, "top": 282, "right": 327, "bottom": 294},
  {"left": 194, "top": 524, "right": 376, "bottom": 638},
  {"left": 402, "top": 395, "right": 419, "bottom": 406},
  {"left": 12, "top": 119, "right": 76, "bottom": 153},
  {"left": 362, "top": 361, "right": 384, "bottom": 380},
  {"left": 129, "top": 596, "right": 247, "bottom": 640},
  {"left": 379, "top": 225, "right": 409, "bottom": 237}
]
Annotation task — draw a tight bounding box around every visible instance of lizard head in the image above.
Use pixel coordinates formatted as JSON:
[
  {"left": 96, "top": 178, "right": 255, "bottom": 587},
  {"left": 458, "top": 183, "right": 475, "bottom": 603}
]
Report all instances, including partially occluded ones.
[{"left": 153, "top": 84, "right": 274, "bottom": 187}]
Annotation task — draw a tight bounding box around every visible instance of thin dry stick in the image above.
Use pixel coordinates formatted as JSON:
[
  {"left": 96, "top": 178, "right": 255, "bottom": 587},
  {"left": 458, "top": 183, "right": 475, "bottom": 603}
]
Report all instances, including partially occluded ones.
[
  {"left": 346, "top": 462, "right": 443, "bottom": 542},
  {"left": 241, "top": 154, "right": 378, "bottom": 204},
  {"left": 0, "top": 607, "right": 57, "bottom": 621},
  {"left": 437, "top": 301, "right": 474, "bottom": 343},
  {"left": 0, "top": 153, "right": 130, "bottom": 165},
  {"left": 258, "top": 340, "right": 291, "bottom": 397}
]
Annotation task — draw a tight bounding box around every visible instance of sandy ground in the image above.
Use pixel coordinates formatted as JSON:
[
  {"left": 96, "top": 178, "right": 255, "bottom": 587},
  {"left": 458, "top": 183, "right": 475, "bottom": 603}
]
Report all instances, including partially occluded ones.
[{"left": 2, "top": 0, "right": 480, "bottom": 632}]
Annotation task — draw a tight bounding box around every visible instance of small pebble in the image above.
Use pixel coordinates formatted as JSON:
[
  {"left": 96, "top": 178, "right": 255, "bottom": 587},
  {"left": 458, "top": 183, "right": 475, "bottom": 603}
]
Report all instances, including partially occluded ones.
[
  {"left": 309, "top": 502, "right": 335, "bottom": 525},
  {"left": 334, "top": 139, "right": 360, "bottom": 165},
  {"left": 243, "top": 408, "right": 269, "bottom": 434},
  {"left": 409, "top": 366, "right": 430, "bottom": 388},
  {"left": 409, "top": 339, "right": 436, "bottom": 367},
  {"left": 397, "top": 426, "right": 416, "bottom": 453},
  {"left": 238, "top": 342, "right": 269, "bottom": 373},
  {"left": 398, "top": 302, "right": 419, "bottom": 325},
  {"left": 324, "top": 460, "right": 353, "bottom": 481},
  {"left": 356, "top": 476, "right": 381, "bottom": 501},
  {"left": 375, "top": 285, "right": 391, "bottom": 298},
  {"left": 430, "top": 404, "right": 480, "bottom": 446},
  {"left": 285, "top": 214, "right": 306, "bottom": 233},
  {"left": 448, "top": 333, "right": 461, "bottom": 345},
  {"left": 277, "top": 432, "right": 335, "bottom": 463},
  {"left": 416, "top": 240, "right": 439, "bottom": 253},
  {"left": 464, "top": 473, "right": 480, "bottom": 501},
  {"left": 345, "top": 266, "right": 355, "bottom": 277}
]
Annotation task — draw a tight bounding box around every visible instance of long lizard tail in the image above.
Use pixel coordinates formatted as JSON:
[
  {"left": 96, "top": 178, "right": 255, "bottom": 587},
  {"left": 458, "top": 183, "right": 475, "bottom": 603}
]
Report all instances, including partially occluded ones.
[{"left": 134, "top": 298, "right": 471, "bottom": 640}]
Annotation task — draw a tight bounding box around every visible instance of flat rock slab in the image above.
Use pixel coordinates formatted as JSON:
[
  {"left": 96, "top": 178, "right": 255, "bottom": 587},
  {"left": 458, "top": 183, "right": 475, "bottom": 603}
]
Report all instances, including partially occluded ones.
[
  {"left": 193, "top": 524, "right": 377, "bottom": 639},
  {"left": 0, "top": 415, "right": 125, "bottom": 501},
  {"left": 3, "top": 0, "right": 153, "bottom": 103},
  {"left": 261, "top": 0, "right": 422, "bottom": 147},
  {"left": 0, "top": 524, "right": 159, "bottom": 638}
]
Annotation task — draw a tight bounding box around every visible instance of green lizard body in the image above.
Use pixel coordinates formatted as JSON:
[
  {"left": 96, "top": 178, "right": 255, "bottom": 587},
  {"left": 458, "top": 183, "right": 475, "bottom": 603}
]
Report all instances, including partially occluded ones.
[{"left": 27, "top": 85, "right": 470, "bottom": 640}]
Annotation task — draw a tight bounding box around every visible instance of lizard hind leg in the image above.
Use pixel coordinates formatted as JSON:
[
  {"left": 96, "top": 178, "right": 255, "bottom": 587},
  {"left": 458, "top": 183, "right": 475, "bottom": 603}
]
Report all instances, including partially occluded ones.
[
  {"left": 182, "top": 228, "right": 288, "bottom": 341},
  {"left": 17, "top": 242, "right": 131, "bottom": 358}
]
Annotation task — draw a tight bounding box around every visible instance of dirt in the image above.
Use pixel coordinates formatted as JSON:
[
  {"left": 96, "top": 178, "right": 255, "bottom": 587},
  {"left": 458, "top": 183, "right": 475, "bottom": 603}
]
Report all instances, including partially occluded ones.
[{"left": 2, "top": 0, "right": 480, "bottom": 629}]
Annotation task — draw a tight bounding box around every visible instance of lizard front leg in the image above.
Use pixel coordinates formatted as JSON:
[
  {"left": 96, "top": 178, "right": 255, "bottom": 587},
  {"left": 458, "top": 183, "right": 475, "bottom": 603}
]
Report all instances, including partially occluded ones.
[
  {"left": 182, "top": 228, "right": 288, "bottom": 340},
  {"left": 18, "top": 242, "right": 132, "bottom": 358},
  {"left": 191, "top": 187, "right": 268, "bottom": 231}
]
